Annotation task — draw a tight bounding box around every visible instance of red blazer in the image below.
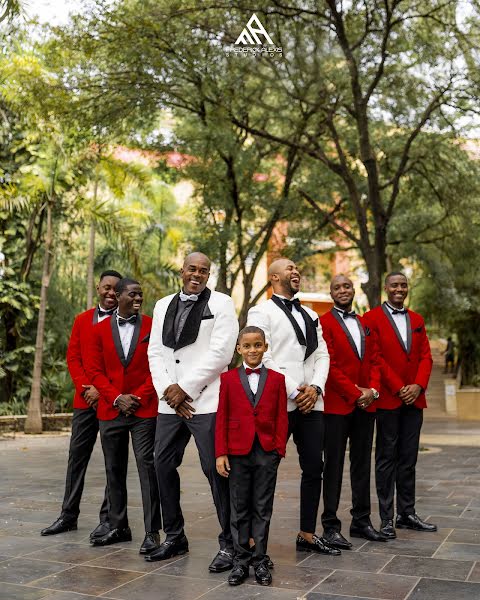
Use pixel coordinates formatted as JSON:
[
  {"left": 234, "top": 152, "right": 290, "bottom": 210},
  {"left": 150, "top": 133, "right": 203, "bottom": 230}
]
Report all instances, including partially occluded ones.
[
  {"left": 321, "top": 310, "right": 381, "bottom": 415},
  {"left": 66, "top": 307, "right": 109, "bottom": 409},
  {"left": 85, "top": 314, "right": 158, "bottom": 420},
  {"left": 215, "top": 366, "right": 288, "bottom": 458},
  {"left": 363, "top": 304, "right": 433, "bottom": 410}
]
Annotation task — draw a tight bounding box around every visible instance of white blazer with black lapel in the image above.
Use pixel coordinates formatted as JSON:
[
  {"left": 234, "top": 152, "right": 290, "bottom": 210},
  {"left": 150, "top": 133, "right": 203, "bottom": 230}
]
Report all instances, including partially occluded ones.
[
  {"left": 148, "top": 288, "right": 239, "bottom": 415},
  {"left": 247, "top": 296, "right": 330, "bottom": 411}
]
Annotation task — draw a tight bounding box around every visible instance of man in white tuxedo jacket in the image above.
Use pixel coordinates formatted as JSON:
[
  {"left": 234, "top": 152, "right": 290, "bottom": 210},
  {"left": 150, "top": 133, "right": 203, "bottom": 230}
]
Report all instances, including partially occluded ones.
[
  {"left": 147, "top": 253, "right": 239, "bottom": 571},
  {"left": 248, "top": 258, "right": 340, "bottom": 556}
]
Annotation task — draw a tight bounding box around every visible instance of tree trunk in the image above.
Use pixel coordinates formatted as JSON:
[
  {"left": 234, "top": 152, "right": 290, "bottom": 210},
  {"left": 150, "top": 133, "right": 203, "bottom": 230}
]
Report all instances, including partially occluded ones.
[
  {"left": 86, "top": 172, "right": 99, "bottom": 309},
  {"left": 86, "top": 220, "right": 95, "bottom": 309},
  {"left": 25, "top": 201, "right": 53, "bottom": 434},
  {"left": 360, "top": 246, "right": 384, "bottom": 309}
]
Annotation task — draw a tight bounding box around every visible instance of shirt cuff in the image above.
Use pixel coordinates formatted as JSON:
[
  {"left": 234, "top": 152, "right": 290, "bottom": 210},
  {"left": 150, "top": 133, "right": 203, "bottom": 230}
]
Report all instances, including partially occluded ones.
[
  {"left": 288, "top": 389, "right": 299, "bottom": 400},
  {"left": 113, "top": 395, "right": 121, "bottom": 408}
]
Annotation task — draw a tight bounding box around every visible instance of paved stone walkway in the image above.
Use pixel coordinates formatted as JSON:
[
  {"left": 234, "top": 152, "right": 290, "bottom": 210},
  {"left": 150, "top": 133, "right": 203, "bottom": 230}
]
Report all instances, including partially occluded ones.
[
  {"left": 1, "top": 419, "right": 480, "bottom": 600},
  {"left": 1, "top": 355, "right": 480, "bottom": 599}
]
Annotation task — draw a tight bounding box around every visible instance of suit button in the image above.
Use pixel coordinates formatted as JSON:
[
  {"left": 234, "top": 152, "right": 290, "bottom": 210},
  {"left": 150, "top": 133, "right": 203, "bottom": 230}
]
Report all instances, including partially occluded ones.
[
  {"left": 253, "top": 411, "right": 258, "bottom": 416},
  {"left": 175, "top": 359, "right": 180, "bottom": 363}
]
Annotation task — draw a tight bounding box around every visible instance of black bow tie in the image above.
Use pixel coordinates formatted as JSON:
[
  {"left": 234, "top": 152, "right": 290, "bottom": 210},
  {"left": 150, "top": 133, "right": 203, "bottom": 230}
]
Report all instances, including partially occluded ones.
[
  {"left": 391, "top": 308, "right": 407, "bottom": 315},
  {"left": 98, "top": 308, "right": 115, "bottom": 318},
  {"left": 283, "top": 298, "right": 301, "bottom": 312},
  {"left": 117, "top": 314, "right": 137, "bottom": 326},
  {"left": 342, "top": 310, "right": 356, "bottom": 320}
]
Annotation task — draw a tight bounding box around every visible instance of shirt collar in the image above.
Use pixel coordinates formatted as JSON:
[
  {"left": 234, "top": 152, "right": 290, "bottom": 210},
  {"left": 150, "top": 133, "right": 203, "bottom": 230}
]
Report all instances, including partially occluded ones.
[
  {"left": 385, "top": 302, "right": 405, "bottom": 313},
  {"left": 243, "top": 362, "right": 264, "bottom": 371}
]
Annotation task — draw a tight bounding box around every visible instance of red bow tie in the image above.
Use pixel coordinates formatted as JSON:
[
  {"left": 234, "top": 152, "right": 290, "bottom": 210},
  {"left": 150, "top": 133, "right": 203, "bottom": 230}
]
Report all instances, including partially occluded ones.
[{"left": 245, "top": 367, "right": 261, "bottom": 375}]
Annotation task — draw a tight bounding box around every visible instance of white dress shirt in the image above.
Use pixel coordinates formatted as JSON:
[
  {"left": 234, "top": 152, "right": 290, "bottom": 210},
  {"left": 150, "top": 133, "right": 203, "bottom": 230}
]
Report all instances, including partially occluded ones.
[
  {"left": 117, "top": 313, "right": 135, "bottom": 359},
  {"left": 385, "top": 302, "right": 408, "bottom": 348},
  {"left": 273, "top": 293, "right": 306, "bottom": 338},
  {"left": 334, "top": 307, "right": 362, "bottom": 355},
  {"left": 243, "top": 362, "right": 263, "bottom": 394}
]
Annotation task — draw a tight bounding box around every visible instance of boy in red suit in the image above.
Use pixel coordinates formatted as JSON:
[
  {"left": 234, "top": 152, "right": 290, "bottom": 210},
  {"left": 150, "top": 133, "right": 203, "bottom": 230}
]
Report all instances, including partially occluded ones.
[
  {"left": 86, "top": 278, "right": 161, "bottom": 554},
  {"left": 216, "top": 326, "right": 288, "bottom": 587},
  {"left": 41, "top": 269, "right": 122, "bottom": 540},
  {"left": 363, "top": 272, "right": 436, "bottom": 539},
  {"left": 320, "top": 275, "right": 386, "bottom": 550}
]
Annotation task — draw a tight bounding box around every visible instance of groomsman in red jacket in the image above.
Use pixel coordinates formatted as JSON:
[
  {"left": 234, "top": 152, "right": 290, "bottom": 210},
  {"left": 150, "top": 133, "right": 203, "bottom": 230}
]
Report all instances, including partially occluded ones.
[
  {"left": 363, "top": 272, "right": 436, "bottom": 539},
  {"left": 320, "top": 275, "right": 386, "bottom": 549},
  {"left": 86, "top": 278, "right": 161, "bottom": 554},
  {"left": 41, "top": 270, "right": 122, "bottom": 539}
]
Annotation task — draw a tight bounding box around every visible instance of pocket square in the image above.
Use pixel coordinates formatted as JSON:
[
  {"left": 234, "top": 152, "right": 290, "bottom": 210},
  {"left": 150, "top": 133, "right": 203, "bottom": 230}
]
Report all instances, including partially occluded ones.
[
  {"left": 412, "top": 326, "right": 423, "bottom": 333},
  {"left": 141, "top": 333, "right": 150, "bottom": 343},
  {"left": 365, "top": 327, "right": 371, "bottom": 336},
  {"left": 201, "top": 314, "right": 214, "bottom": 320}
]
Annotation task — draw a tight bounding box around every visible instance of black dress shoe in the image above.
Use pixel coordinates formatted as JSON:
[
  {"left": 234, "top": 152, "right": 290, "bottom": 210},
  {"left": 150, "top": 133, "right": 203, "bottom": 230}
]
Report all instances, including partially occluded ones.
[
  {"left": 296, "top": 534, "right": 341, "bottom": 555},
  {"left": 228, "top": 565, "right": 249, "bottom": 586},
  {"left": 350, "top": 524, "right": 388, "bottom": 542},
  {"left": 380, "top": 519, "right": 396, "bottom": 539},
  {"left": 145, "top": 535, "right": 189, "bottom": 562},
  {"left": 396, "top": 513, "right": 438, "bottom": 532},
  {"left": 323, "top": 530, "right": 353, "bottom": 550},
  {"left": 254, "top": 562, "right": 272, "bottom": 586},
  {"left": 249, "top": 546, "right": 274, "bottom": 569},
  {"left": 139, "top": 532, "right": 161, "bottom": 554},
  {"left": 89, "top": 521, "right": 110, "bottom": 540},
  {"left": 41, "top": 517, "right": 77, "bottom": 536},
  {"left": 90, "top": 526, "right": 132, "bottom": 546},
  {"left": 208, "top": 549, "right": 234, "bottom": 572}
]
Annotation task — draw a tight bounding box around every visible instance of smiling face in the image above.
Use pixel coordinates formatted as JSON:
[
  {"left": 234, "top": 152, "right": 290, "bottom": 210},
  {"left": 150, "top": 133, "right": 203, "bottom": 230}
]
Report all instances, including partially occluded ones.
[
  {"left": 330, "top": 275, "right": 355, "bottom": 310},
  {"left": 237, "top": 332, "right": 268, "bottom": 368},
  {"left": 385, "top": 274, "right": 408, "bottom": 308},
  {"left": 116, "top": 283, "right": 143, "bottom": 318},
  {"left": 96, "top": 275, "right": 120, "bottom": 310},
  {"left": 181, "top": 253, "right": 210, "bottom": 295},
  {"left": 269, "top": 258, "right": 301, "bottom": 298}
]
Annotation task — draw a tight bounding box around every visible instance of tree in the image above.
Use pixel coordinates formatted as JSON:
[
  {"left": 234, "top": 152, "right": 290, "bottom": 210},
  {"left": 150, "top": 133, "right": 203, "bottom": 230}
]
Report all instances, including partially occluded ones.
[{"left": 56, "top": 0, "right": 479, "bottom": 306}]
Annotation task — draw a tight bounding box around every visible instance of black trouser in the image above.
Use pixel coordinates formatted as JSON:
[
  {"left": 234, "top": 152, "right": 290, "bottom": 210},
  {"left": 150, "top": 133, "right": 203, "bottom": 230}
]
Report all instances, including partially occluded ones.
[
  {"left": 99, "top": 414, "right": 161, "bottom": 532},
  {"left": 288, "top": 409, "right": 325, "bottom": 533},
  {"left": 154, "top": 413, "right": 232, "bottom": 549},
  {"left": 322, "top": 408, "right": 375, "bottom": 532},
  {"left": 375, "top": 405, "right": 423, "bottom": 521},
  {"left": 61, "top": 408, "right": 108, "bottom": 523},
  {"left": 229, "top": 437, "right": 280, "bottom": 568}
]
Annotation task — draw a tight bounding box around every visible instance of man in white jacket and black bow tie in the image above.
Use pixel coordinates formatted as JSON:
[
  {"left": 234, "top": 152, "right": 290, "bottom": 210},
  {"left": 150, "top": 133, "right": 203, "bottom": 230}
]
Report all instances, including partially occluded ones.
[
  {"left": 147, "top": 252, "right": 238, "bottom": 572},
  {"left": 248, "top": 258, "right": 339, "bottom": 556}
]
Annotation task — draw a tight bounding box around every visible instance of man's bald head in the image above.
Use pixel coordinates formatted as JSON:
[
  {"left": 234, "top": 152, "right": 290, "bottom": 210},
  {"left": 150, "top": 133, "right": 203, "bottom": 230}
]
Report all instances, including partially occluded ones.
[
  {"left": 330, "top": 273, "right": 355, "bottom": 309},
  {"left": 183, "top": 252, "right": 211, "bottom": 269},
  {"left": 330, "top": 274, "right": 353, "bottom": 292},
  {"left": 181, "top": 252, "right": 211, "bottom": 295},
  {"left": 268, "top": 258, "right": 301, "bottom": 298}
]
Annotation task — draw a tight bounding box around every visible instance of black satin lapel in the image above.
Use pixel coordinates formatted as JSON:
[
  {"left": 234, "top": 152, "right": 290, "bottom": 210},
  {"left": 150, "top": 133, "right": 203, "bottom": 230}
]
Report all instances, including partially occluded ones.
[
  {"left": 110, "top": 317, "right": 127, "bottom": 367},
  {"left": 271, "top": 295, "right": 306, "bottom": 347},
  {"left": 332, "top": 309, "right": 361, "bottom": 360},
  {"left": 300, "top": 308, "right": 319, "bottom": 360},
  {"left": 175, "top": 288, "right": 212, "bottom": 351},
  {"left": 406, "top": 311, "right": 412, "bottom": 354},
  {"left": 125, "top": 315, "right": 142, "bottom": 367},
  {"left": 382, "top": 303, "right": 407, "bottom": 354},
  {"left": 254, "top": 366, "right": 268, "bottom": 408},
  {"left": 238, "top": 366, "right": 255, "bottom": 406},
  {"left": 162, "top": 294, "right": 179, "bottom": 349},
  {"left": 357, "top": 318, "right": 366, "bottom": 360},
  {"left": 92, "top": 307, "right": 99, "bottom": 325}
]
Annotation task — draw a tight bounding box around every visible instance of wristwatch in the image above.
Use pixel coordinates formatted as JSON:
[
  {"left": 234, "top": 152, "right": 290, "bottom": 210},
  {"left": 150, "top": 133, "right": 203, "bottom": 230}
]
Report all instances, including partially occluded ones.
[
  {"left": 371, "top": 388, "right": 379, "bottom": 400},
  {"left": 311, "top": 385, "right": 322, "bottom": 396}
]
